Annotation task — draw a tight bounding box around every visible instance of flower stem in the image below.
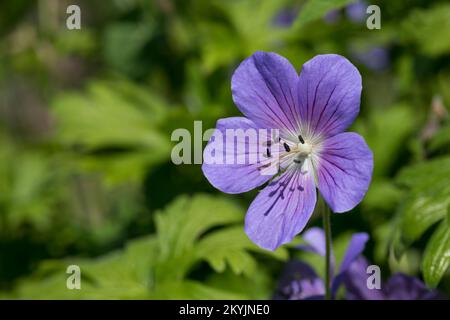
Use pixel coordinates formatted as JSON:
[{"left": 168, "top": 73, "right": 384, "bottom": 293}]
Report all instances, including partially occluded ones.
[{"left": 322, "top": 202, "right": 332, "bottom": 300}]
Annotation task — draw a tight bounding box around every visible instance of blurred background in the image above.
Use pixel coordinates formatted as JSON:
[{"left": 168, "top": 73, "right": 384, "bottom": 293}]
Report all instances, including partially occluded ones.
[{"left": 0, "top": 0, "right": 449, "bottom": 299}]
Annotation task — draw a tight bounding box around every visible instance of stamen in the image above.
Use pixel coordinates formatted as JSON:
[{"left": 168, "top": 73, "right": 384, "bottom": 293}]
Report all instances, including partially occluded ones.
[
  {"left": 283, "top": 143, "right": 291, "bottom": 152},
  {"left": 293, "top": 159, "right": 302, "bottom": 164},
  {"left": 266, "top": 147, "right": 271, "bottom": 158},
  {"left": 262, "top": 139, "right": 272, "bottom": 147},
  {"left": 298, "top": 135, "right": 305, "bottom": 144},
  {"left": 257, "top": 162, "right": 272, "bottom": 171}
]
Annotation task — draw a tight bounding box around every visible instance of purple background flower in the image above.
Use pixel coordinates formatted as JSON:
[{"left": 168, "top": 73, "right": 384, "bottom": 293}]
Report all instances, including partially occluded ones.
[
  {"left": 274, "top": 228, "right": 447, "bottom": 300},
  {"left": 346, "top": 1, "right": 368, "bottom": 23}
]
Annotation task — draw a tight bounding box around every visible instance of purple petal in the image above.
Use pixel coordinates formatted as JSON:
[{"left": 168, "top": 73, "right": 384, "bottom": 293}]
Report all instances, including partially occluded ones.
[
  {"left": 202, "top": 117, "right": 273, "bottom": 194},
  {"left": 383, "top": 273, "right": 447, "bottom": 300},
  {"left": 273, "top": 261, "right": 325, "bottom": 300},
  {"left": 300, "top": 227, "right": 327, "bottom": 256},
  {"left": 323, "top": 9, "right": 341, "bottom": 24},
  {"left": 245, "top": 165, "right": 317, "bottom": 251},
  {"left": 343, "top": 257, "right": 385, "bottom": 300},
  {"left": 331, "top": 232, "right": 369, "bottom": 296},
  {"left": 317, "top": 132, "right": 373, "bottom": 213},
  {"left": 297, "top": 54, "right": 362, "bottom": 138},
  {"left": 339, "top": 232, "right": 369, "bottom": 273},
  {"left": 231, "top": 51, "right": 301, "bottom": 133},
  {"left": 350, "top": 46, "right": 390, "bottom": 72},
  {"left": 299, "top": 227, "right": 336, "bottom": 282}
]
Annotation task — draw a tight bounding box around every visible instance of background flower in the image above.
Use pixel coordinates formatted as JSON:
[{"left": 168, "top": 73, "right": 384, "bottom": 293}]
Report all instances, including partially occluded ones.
[{"left": 274, "top": 228, "right": 447, "bottom": 300}]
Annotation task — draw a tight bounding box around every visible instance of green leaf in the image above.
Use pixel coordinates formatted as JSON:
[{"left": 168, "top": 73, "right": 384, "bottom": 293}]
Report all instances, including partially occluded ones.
[
  {"left": 429, "top": 124, "right": 450, "bottom": 152},
  {"left": 154, "top": 195, "right": 242, "bottom": 262},
  {"left": 401, "top": 4, "right": 450, "bottom": 57},
  {"left": 422, "top": 220, "right": 450, "bottom": 288},
  {"left": 396, "top": 156, "right": 450, "bottom": 242},
  {"left": 397, "top": 156, "right": 450, "bottom": 188},
  {"left": 363, "top": 105, "right": 416, "bottom": 177},
  {"left": 195, "top": 226, "right": 287, "bottom": 276},
  {"left": 399, "top": 181, "right": 450, "bottom": 242},
  {"left": 14, "top": 237, "right": 159, "bottom": 299},
  {"left": 363, "top": 179, "right": 403, "bottom": 212},
  {"left": 103, "top": 22, "right": 154, "bottom": 76},
  {"left": 293, "top": 0, "right": 354, "bottom": 28},
  {"left": 52, "top": 80, "right": 171, "bottom": 184},
  {"left": 53, "top": 80, "right": 168, "bottom": 149},
  {"left": 152, "top": 280, "right": 246, "bottom": 300}
]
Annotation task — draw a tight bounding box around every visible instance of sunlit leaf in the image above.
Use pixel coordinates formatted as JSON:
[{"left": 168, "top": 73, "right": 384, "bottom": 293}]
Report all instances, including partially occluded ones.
[
  {"left": 422, "top": 219, "right": 450, "bottom": 288},
  {"left": 293, "top": 0, "right": 354, "bottom": 28}
]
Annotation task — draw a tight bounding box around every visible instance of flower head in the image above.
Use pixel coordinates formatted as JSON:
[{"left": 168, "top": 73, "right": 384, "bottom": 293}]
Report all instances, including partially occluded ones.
[{"left": 202, "top": 52, "right": 373, "bottom": 250}]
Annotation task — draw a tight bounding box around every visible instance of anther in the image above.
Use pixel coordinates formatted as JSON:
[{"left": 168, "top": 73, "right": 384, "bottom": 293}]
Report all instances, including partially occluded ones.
[
  {"left": 298, "top": 135, "right": 305, "bottom": 144},
  {"left": 266, "top": 147, "right": 271, "bottom": 158},
  {"left": 257, "top": 162, "right": 272, "bottom": 171},
  {"left": 283, "top": 142, "right": 291, "bottom": 152}
]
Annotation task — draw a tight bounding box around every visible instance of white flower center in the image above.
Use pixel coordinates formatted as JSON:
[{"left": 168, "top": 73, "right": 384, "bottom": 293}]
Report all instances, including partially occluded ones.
[{"left": 296, "top": 141, "right": 313, "bottom": 157}]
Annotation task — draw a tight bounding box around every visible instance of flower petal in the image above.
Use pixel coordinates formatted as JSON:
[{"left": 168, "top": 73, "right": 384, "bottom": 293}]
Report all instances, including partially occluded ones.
[
  {"left": 331, "top": 232, "right": 369, "bottom": 296},
  {"left": 317, "top": 132, "right": 373, "bottom": 213},
  {"left": 231, "top": 51, "right": 301, "bottom": 133},
  {"left": 300, "top": 227, "right": 327, "bottom": 256},
  {"left": 273, "top": 260, "right": 322, "bottom": 300},
  {"left": 297, "top": 54, "right": 362, "bottom": 138},
  {"left": 383, "top": 274, "right": 447, "bottom": 300},
  {"left": 342, "top": 257, "right": 385, "bottom": 300},
  {"left": 202, "top": 117, "right": 274, "bottom": 194},
  {"left": 339, "top": 232, "right": 369, "bottom": 273},
  {"left": 244, "top": 163, "right": 317, "bottom": 251}
]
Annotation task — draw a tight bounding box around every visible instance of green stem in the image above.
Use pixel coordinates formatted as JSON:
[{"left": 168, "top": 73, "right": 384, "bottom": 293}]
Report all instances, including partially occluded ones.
[{"left": 322, "top": 202, "right": 332, "bottom": 300}]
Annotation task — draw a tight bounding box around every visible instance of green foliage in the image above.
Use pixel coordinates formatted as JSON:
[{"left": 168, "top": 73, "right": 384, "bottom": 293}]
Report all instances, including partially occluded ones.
[
  {"left": 103, "top": 22, "right": 155, "bottom": 76},
  {"left": 52, "top": 80, "right": 172, "bottom": 184},
  {"left": 429, "top": 124, "right": 450, "bottom": 152},
  {"left": 358, "top": 105, "right": 417, "bottom": 177},
  {"left": 0, "top": 142, "right": 59, "bottom": 230},
  {"left": 293, "top": 0, "right": 354, "bottom": 28},
  {"left": 401, "top": 4, "right": 450, "bottom": 57},
  {"left": 394, "top": 157, "right": 450, "bottom": 286},
  {"left": 12, "top": 195, "right": 287, "bottom": 299}
]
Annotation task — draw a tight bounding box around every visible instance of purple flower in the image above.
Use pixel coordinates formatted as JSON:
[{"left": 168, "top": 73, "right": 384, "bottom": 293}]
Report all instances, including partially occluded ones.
[
  {"left": 350, "top": 46, "right": 390, "bottom": 72},
  {"left": 273, "top": 8, "right": 298, "bottom": 28},
  {"left": 274, "top": 228, "right": 447, "bottom": 300},
  {"left": 345, "top": 1, "right": 368, "bottom": 23},
  {"left": 344, "top": 257, "right": 447, "bottom": 300},
  {"left": 202, "top": 52, "right": 373, "bottom": 250},
  {"left": 323, "top": 9, "right": 341, "bottom": 25},
  {"left": 274, "top": 227, "right": 369, "bottom": 299}
]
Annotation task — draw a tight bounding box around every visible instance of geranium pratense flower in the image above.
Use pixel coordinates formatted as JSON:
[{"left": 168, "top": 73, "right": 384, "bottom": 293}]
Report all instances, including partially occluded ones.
[{"left": 202, "top": 52, "right": 373, "bottom": 250}]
